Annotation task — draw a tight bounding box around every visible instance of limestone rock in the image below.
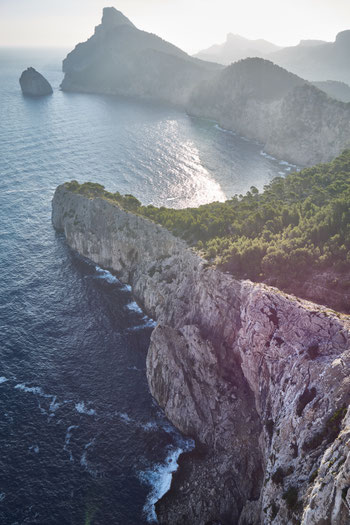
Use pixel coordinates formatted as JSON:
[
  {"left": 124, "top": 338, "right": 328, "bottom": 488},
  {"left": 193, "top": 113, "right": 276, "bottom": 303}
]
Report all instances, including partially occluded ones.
[
  {"left": 52, "top": 185, "right": 350, "bottom": 524},
  {"left": 19, "top": 67, "right": 53, "bottom": 96}
]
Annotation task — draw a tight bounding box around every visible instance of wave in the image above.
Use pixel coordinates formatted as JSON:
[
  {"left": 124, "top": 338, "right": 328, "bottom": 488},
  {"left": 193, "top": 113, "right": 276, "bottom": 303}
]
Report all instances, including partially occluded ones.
[
  {"left": 75, "top": 401, "right": 96, "bottom": 416},
  {"left": 139, "top": 447, "right": 186, "bottom": 523},
  {"left": 29, "top": 445, "right": 40, "bottom": 454},
  {"left": 80, "top": 439, "right": 100, "bottom": 478},
  {"left": 0, "top": 377, "right": 8, "bottom": 384},
  {"left": 64, "top": 425, "right": 79, "bottom": 462},
  {"left": 94, "top": 265, "right": 119, "bottom": 284},
  {"left": 126, "top": 301, "right": 144, "bottom": 314},
  {"left": 94, "top": 265, "right": 133, "bottom": 292},
  {"left": 260, "top": 150, "right": 277, "bottom": 161},
  {"left": 15, "top": 383, "right": 47, "bottom": 396},
  {"left": 214, "top": 124, "right": 236, "bottom": 136},
  {"left": 127, "top": 317, "right": 157, "bottom": 332}
]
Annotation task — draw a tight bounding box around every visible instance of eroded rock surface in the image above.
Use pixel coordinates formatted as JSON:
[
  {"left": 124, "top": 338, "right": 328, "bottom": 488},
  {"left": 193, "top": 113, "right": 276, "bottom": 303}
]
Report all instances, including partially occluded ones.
[
  {"left": 19, "top": 67, "right": 53, "bottom": 96},
  {"left": 52, "top": 185, "right": 350, "bottom": 524}
]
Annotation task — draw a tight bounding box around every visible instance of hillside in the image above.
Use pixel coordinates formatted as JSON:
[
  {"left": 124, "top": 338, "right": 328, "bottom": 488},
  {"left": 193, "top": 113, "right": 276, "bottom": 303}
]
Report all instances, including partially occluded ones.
[
  {"left": 61, "top": 7, "right": 221, "bottom": 106},
  {"left": 187, "top": 58, "right": 350, "bottom": 165},
  {"left": 63, "top": 150, "right": 350, "bottom": 313}
]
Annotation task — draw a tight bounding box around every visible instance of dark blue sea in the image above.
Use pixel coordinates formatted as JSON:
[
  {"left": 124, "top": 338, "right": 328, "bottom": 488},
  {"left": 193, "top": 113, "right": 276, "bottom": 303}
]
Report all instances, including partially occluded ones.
[{"left": 0, "top": 48, "right": 296, "bottom": 525}]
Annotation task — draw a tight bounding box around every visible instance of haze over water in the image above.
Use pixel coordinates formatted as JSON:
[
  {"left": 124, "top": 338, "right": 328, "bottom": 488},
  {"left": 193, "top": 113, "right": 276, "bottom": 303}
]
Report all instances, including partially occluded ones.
[{"left": 0, "top": 49, "right": 295, "bottom": 524}]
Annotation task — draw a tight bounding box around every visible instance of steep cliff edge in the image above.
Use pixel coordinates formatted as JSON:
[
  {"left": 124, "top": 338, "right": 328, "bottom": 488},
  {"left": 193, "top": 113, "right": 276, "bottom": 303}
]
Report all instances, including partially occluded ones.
[
  {"left": 61, "top": 7, "right": 220, "bottom": 107},
  {"left": 52, "top": 184, "right": 350, "bottom": 524}
]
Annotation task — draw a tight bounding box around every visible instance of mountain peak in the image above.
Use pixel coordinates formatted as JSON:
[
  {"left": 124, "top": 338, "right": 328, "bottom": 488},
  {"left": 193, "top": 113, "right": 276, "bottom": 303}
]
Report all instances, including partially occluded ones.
[
  {"left": 101, "top": 7, "right": 135, "bottom": 29},
  {"left": 335, "top": 30, "right": 350, "bottom": 45}
]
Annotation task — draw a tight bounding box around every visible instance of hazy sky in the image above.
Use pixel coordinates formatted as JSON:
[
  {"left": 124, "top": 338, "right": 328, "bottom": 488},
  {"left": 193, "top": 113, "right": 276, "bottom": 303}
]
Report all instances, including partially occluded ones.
[{"left": 0, "top": 0, "right": 349, "bottom": 53}]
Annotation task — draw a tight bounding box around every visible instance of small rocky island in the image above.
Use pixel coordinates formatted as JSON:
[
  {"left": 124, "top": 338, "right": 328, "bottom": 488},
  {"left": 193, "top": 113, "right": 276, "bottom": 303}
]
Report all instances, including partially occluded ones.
[{"left": 19, "top": 67, "right": 53, "bottom": 96}]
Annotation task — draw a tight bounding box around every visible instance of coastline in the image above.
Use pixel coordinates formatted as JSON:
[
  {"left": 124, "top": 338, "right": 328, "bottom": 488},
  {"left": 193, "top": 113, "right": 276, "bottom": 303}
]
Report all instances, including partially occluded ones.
[{"left": 52, "top": 184, "right": 350, "bottom": 524}]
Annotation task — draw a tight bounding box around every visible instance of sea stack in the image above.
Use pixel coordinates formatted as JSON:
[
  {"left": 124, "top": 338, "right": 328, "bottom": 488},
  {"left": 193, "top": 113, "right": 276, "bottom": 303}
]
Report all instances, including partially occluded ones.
[{"left": 19, "top": 67, "right": 53, "bottom": 96}]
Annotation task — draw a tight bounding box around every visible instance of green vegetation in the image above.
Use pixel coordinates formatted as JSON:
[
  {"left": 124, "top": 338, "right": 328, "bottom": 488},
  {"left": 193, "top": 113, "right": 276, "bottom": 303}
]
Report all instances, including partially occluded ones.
[
  {"left": 65, "top": 150, "right": 350, "bottom": 289},
  {"left": 282, "top": 486, "right": 299, "bottom": 510},
  {"left": 303, "top": 406, "right": 347, "bottom": 452}
]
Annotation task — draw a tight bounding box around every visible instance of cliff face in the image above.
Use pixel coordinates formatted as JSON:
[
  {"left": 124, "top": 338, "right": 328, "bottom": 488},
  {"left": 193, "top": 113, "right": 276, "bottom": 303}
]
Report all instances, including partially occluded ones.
[
  {"left": 187, "top": 59, "right": 350, "bottom": 166},
  {"left": 61, "top": 7, "right": 220, "bottom": 107},
  {"left": 61, "top": 9, "right": 350, "bottom": 166},
  {"left": 52, "top": 185, "right": 350, "bottom": 524}
]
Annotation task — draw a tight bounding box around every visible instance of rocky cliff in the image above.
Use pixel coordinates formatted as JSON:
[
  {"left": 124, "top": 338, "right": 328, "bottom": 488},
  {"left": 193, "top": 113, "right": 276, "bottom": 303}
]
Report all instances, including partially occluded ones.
[
  {"left": 61, "top": 7, "right": 220, "bottom": 107},
  {"left": 60, "top": 9, "right": 350, "bottom": 166},
  {"left": 52, "top": 184, "right": 350, "bottom": 524},
  {"left": 19, "top": 67, "right": 53, "bottom": 96},
  {"left": 187, "top": 58, "right": 350, "bottom": 166}
]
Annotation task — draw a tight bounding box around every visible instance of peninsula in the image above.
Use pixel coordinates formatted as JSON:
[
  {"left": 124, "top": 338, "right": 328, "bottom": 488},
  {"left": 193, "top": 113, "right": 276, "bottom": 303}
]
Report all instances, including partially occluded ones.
[
  {"left": 52, "top": 152, "right": 350, "bottom": 524},
  {"left": 60, "top": 8, "right": 350, "bottom": 166}
]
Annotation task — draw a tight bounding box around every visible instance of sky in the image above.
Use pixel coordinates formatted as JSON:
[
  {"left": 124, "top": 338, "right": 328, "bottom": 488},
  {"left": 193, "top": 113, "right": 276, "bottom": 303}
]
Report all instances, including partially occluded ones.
[{"left": 0, "top": 0, "right": 349, "bottom": 53}]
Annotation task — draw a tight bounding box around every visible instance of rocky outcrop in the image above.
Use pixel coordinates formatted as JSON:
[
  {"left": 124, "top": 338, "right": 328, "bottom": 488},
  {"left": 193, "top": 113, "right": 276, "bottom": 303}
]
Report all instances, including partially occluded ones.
[
  {"left": 61, "top": 7, "right": 220, "bottom": 107},
  {"left": 52, "top": 184, "right": 350, "bottom": 524},
  {"left": 60, "top": 9, "right": 350, "bottom": 166},
  {"left": 187, "top": 58, "right": 350, "bottom": 165},
  {"left": 19, "top": 67, "right": 53, "bottom": 96}
]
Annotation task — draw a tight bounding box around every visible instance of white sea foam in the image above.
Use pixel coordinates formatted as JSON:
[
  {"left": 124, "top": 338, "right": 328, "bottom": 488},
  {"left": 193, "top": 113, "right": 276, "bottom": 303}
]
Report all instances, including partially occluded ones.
[
  {"left": 278, "top": 172, "right": 285, "bottom": 176},
  {"left": 80, "top": 440, "right": 99, "bottom": 478},
  {"left": 95, "top": 265, "right": 119, "bottom": 284},
  {"left": 127, "top": 318, "right": 157, "bottom": 332},
  {"left": 49, "top": 396, "right": 60, "bottom": 412},
  {"left": 260, "top": 150, "right": 277, "bottom": 161},
  {"left": 64, "top": 425, "right": 79, "bottom": 462},
  {"left": 126, "top": 301, "right": 144, "bottom": 314},
  {"left": 121, "top": 283, "right": 132, "bottom": 292},
  {"left": 0, "top": 377, "right": 8, "bottom": 384},
  {"left": 214, "top": 124, "right": 236, "bottom": 136},
  {"left": 116, "top": 411, "right": 133, "bottom": 424},
  {"left": 29, "top": 445, "right": 39, "bottom": 454},
  {"left": 140, "top": 447, "right": 185, "bottom": 523},
  {"left": 75, "top": 401, "right": 96, "bottom": 416},
  {"left": 15, "top": 383, "right": 45, "bottom": 396}
]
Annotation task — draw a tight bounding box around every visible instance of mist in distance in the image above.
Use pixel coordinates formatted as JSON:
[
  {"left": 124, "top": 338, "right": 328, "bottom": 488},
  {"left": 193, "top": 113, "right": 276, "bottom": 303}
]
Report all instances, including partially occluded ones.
[{"left": 0, "top": 0, "right": 349, "bottom": 52}]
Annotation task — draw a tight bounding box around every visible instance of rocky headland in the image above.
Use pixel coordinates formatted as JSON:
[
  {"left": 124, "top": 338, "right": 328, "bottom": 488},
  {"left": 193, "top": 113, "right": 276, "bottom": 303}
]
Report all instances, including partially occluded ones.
[
  {"left": 52, "top": 183, "right": 350, "bottom": 525},
  {"left": 19, "top": 67, "right": 53, "bottom": 96},
  {"left": 60, "top": 8, "right": 350, "bottom": 166},
  {"left": 187, "top": 58, "right": 350, "bottom": 166},
  {"left": 61, "top": 7, "right": 220, "bottom": 107}
]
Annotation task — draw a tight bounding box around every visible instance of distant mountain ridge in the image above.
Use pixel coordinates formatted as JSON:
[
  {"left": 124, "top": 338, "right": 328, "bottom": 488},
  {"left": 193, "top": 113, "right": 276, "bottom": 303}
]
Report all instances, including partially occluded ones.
[
  {"left": 195, "top": 30, "right": 350, "bottom": 84},
  {"left": 271, "top": 30, "right": 350, "bottom": 84},
  {"left": 194, "top": 33, "right": 282, "bottom": 64},
  {"left": 61, "top": 8, "right": 350, "bottom": 165}
]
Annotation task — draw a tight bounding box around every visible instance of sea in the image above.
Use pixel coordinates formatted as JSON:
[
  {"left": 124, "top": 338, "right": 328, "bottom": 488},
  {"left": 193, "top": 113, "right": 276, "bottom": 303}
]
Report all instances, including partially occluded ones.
[{"left": 0, "top": 48, "right": 296, "bottom": 525}]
